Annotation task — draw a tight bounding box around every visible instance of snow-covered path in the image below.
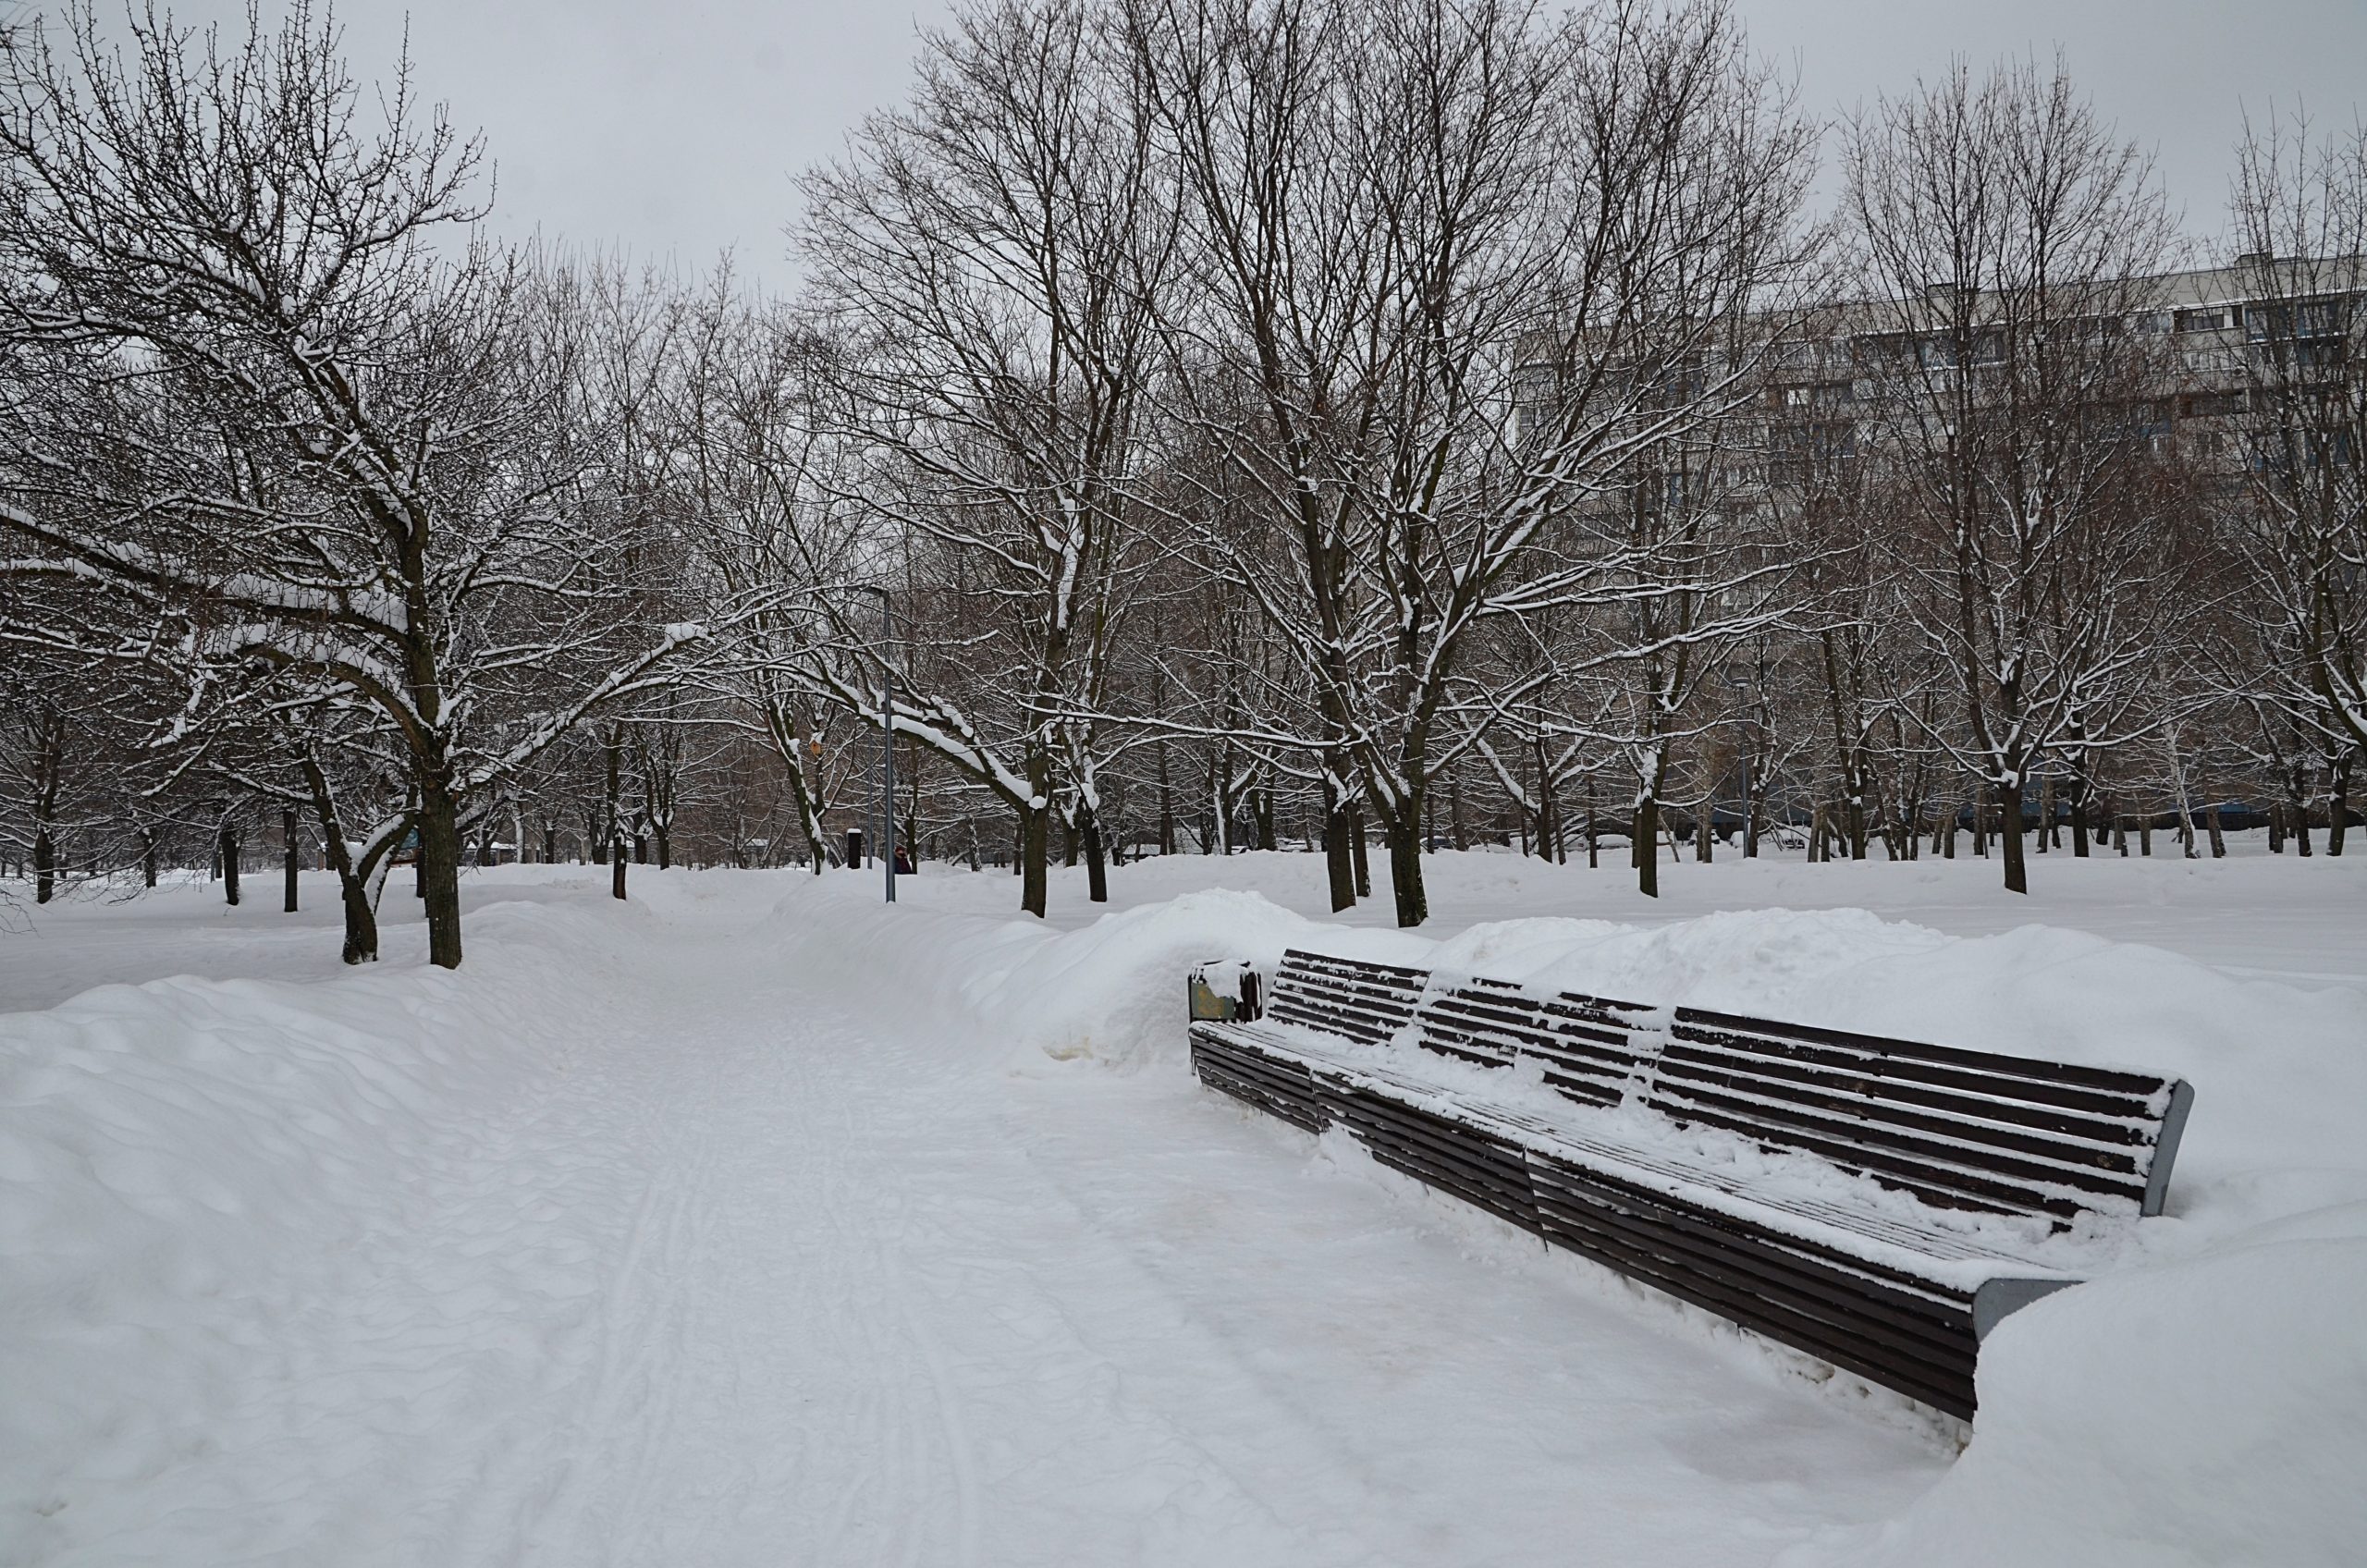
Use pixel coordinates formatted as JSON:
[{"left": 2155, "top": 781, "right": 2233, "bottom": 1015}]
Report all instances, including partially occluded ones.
[{"left": 186, "top": 879, "right": 1936, "bottom": 1567}]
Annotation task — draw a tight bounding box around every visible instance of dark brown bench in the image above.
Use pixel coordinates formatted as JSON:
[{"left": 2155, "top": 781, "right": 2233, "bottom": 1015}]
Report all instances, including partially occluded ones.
[{"left": 1188, "top": 948, "right": 2194, "bottom": 1420}]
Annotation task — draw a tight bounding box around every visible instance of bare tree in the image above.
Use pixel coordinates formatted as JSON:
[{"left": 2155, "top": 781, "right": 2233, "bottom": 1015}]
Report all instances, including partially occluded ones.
[
  {"left": 1845, "top": 57, "right": 2186, "bottom": 892},
  {"left": 1143, "top": 0, "right": 1813, "bottom": 922},
  {"left": 795, "top": 0, "right": 1174, "bottom": 915},
  {"left": 2226, "top": 112, "right": 2367, "bottom": 767},
  {"left": 0, "top": 4, "right": 720, "bottom": 964}
]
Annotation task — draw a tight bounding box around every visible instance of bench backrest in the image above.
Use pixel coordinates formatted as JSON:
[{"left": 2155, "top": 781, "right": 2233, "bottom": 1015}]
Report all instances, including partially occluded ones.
[
  {"left": 1649, "top": 1007, "right": 2194, "bottom": 1220},
  {"left": 1417, "top": 977, "right": 1657, "bottom": 1109},
  {"left": 1263, "top": 949, "right": 1428, "bottom": 1044},
  {"left": 1246, "top": 950, "right": 2192, "bottom": 1224}
]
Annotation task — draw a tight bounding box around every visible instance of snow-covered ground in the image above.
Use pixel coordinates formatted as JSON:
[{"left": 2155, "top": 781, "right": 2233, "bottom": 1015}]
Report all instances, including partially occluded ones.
[{"left": 3, "top": 846, "right": 2362, "bottom": 1564}]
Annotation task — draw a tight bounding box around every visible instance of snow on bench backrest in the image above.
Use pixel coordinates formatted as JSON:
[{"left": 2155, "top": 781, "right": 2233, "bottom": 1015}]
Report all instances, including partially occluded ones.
[
  {"left": 1263, "top": 949, "right": 1429, "bottom": 1045},
  {"left": 1241, "top": 952, "right": 2194, "bottom": 1225},
  {"left": 1651, "top": 1008, "right": 2195, "bottom": 1221},
  {"left": 1416, "top": 976, "right": 1658, "bottom": 1109}
]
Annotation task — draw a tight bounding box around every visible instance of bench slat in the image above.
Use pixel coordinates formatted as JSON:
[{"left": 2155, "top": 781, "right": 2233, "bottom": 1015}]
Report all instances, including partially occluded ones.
[
  {"left": 1333, "top": 1092, "right": 1544, "bottom": 1236},
  {"left": 1524, "top": 1157, "right": 1975, "bottom": 1342},
  {"left": 1675, "top": 1006, "right": 2175, "bottom": 1097},
  {"left": 1528, "top": 1159, "right": 1980, "bottom": 1361},
  {"left": 1673, "top": 1018, "right": 2170, "bottom": 1125},
  {"left": 1528, "top": 1161, "right": 1979, "bottom": 1417},
  {"left": 1646, "top": 1091, "right": 2103, "bottom": 1218},
  {"left": 1650, "top": 1063, "right": 2153, "bottom": 1189}
]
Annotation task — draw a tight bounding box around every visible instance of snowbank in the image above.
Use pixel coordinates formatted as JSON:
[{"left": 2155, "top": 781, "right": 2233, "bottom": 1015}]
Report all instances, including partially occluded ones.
[
  {"left": 1785, "top": 1204, "right": 2367, "bottom": 1568},
  {"left": 766, "top": 883, "right": 1429, "bottom": 1072},
  {"left": 0, "top": 893, "right": 664, "bottom": 1561}
]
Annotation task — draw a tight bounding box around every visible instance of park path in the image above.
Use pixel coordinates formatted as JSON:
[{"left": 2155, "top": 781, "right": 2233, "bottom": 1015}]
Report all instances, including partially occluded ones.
[{"left": 363, "top": 884, "right": 1947, "bottom": 1566}]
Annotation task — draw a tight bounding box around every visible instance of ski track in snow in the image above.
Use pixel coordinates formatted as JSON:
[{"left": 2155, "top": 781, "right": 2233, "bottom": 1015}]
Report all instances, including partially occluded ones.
[{"left": 3, "top": 876, "right": 1957, "bottom": 1566}]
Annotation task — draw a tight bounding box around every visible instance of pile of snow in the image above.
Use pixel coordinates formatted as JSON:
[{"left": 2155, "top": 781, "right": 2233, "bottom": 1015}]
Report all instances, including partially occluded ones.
[
  {"left": 784, "top": 876, "right": 2367, "bottom": 1564},
  {"left": 1786, "top": 1203, "right": 2367, "bottom": 1568},
  {"left": 767, "top": 883, "right": 1425, "bottom": 1073},
  {"left": 0, "top": 894, "right": 661, "bottom": 1560}
]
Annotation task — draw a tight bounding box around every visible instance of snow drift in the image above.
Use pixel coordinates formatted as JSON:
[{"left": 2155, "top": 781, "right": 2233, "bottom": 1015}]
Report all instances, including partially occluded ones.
[
  {"left": 1784, "top": 1203, "right": 2367, "bottom": 1568},
  {"left": 0, "top": 894, "right": 671, "bottom": 1563}
]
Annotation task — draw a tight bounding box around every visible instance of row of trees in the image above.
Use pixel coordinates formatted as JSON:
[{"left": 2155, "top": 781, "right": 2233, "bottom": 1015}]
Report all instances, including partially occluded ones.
[{"left": 3, "top": 0, "right": 2362, "bottom": 964}]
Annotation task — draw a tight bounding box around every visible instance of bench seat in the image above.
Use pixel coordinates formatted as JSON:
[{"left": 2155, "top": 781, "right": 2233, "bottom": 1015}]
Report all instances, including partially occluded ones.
[{"left": 1187, "top": 949, "right": 2194, "bottom": 1420}]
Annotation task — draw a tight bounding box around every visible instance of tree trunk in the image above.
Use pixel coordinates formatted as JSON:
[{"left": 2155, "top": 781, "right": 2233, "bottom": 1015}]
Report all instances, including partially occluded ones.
[
  {"left": 611, "top": 837, "right": 628, "bottom": 900},
  {"left": 2205, "top": 802, "right": 2226, "bottom": 858},
  {"left": 416, "top": 783, "right": 463, "bottom": 965},
  {"left": 1082, "top": 805, "right": 1109, "bottom": 903},
  {"left": 543, "top": 826, "right": 558, "bottom": 865},
  {"left": 283, "top": 805, "right": 300, "bottom": 913},
  {"left": 2166, "top": 736, "right": 2199, "bottom": 859},
  {"left": 1636, "top": 794, "right": 1662, "bottom": 898},
  {"left": 596, "top": 730, "right": 622, "bottom": 864},
  {"left": 1157, "top": 740, "right": 1175, "bottom": 856},
  {"left": 1999, "top": 780, "right": 2028, "bottom": 895},
  {"left": 1020, "top": 801, "right": 1049, "bottom": 918},
  {"left": 141, "top": 828, "right": 157, "bottom": 888},
  {"left": 222, "top": 825, "right": 241, "bottom": 906},
  {"left": 1350, "top": 806, "right": 1371, "bottom": 899},
  {"left": 326, "top": 836, "right": 380, "bottom": 962},
  {"left": 299, "top": 748, "right": 381, "bottom": 964},
  {"left": 1384, "top": 805, "right": 1428, "bottom": 928},
  {"left": 1323, "top": 815, "right": 1356, "bottom": 913},
  {"left": 1323, "top": 773, "right": 1356, "bottom": 913},
  {"left": 2329, "top": 751, "right": 2352, "bottom": 857},
  {"left": 33, "top": 829, "right": 55, "bottom": 904}
]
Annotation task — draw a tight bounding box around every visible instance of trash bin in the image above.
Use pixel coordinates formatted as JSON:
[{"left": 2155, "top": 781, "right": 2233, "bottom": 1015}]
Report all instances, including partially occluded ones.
[{"left": 1187, "top": 959, "right": 1263, "bottom": 1023}]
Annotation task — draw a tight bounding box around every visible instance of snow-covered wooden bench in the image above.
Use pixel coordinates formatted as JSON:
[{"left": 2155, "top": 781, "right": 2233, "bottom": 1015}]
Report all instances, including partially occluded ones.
[{"left": 1187, "top": 949, "right": 2196, "bottom": 1419}]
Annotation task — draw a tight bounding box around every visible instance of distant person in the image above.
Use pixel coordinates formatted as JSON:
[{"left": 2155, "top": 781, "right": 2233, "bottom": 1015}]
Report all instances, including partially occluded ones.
[{"left": 893, "top": 844, "right": 914, "bottom": 876}]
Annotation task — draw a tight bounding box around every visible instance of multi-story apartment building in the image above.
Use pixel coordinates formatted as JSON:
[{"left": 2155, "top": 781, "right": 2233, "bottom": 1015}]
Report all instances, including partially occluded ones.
[{"left": 1755, "top": 257, "right": 2362, "bottom": 490}]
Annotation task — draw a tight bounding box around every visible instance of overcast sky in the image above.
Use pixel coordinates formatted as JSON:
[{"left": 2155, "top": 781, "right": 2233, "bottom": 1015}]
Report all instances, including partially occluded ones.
[{"left": 62, "top": 0, "right": 2367, "bottom": 289}]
